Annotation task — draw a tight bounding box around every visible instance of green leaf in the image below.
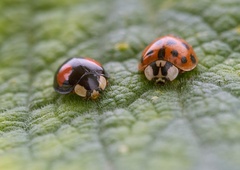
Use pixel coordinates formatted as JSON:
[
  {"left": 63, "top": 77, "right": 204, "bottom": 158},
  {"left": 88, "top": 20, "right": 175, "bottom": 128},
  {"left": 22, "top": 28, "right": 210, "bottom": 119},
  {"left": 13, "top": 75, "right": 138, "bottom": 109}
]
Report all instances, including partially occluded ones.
[{"left": 1, "top": 0, "right": 240, "bottom": 170}]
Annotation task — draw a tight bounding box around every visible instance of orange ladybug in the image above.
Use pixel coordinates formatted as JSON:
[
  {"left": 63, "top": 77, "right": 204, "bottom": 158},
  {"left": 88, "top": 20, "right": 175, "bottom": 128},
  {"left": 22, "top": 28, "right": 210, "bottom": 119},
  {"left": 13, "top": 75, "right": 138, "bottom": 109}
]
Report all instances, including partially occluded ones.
[{"left": 139, "top": 35, "right": 198, "bottom": 83}]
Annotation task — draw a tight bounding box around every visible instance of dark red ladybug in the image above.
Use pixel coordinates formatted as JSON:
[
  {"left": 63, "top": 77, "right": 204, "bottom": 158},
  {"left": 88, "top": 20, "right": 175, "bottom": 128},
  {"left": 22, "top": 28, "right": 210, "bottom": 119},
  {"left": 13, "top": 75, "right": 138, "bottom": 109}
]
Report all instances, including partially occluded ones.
[{"left": 53, "top": 57, "right": 109, "bottom": 99}]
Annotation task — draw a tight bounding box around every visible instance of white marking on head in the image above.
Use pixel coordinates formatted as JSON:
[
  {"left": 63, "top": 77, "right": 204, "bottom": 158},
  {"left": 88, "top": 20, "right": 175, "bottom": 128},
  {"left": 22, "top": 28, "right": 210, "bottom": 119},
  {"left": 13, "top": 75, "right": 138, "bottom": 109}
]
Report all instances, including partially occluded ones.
[
  {"left": 144, "top": 65, "right": 154, "bottom": 81},
  {"left": 155, "top": 60, "right": 166, "bottom": 67},
  {"left": 144, "top": 60, "right": 179, "bottom": 82},
  {"left": 166, "top": 65, "right": 179, "bottom": 81},
  {"left": 156, "top": 60, "right": 167, "bottom": 83},
  {"left": 74, "top": 84, "right": 87, "bottom": 97},
  {"left": 144, "top": 60, "right": 166, "bottom": 81},
  {"left": 99, "top": 76, "right": 107, "bottom": 90}
]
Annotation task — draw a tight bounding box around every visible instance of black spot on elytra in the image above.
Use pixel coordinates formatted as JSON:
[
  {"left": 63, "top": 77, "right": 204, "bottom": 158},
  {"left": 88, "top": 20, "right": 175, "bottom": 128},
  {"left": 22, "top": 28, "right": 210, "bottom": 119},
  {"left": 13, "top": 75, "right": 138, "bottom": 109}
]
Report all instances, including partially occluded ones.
[
  {"left": 150, "top": 62, "right": 160, "bottom": 76},
  {"left": 167, "top": 40, "right": 177, "bottom": 45},
  {"left": 182, "top": 42, "right": 189, "bottom": 50},
  {"left": 190, "top": 54, "right": 196, "bottom": 64},
  {"left": 146, "top": 50, "right": 154, "bottom": 56},
  {"left": 161, "top": 62, "right": 173, "bottom": 76},
  {"left": 158, "top": 47, "right": 165, "bottom": 59},
  {"left": 181, "top": 56, "right": 187, "bottom": 63},
  {"left": 171, "top": 50, "right": 178, "bottom": 57}
]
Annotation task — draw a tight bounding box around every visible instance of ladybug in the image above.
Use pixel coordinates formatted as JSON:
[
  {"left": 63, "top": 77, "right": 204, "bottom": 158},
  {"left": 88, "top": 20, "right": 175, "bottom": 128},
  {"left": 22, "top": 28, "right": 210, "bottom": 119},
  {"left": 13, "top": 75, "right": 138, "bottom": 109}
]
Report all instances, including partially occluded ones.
[
  {"left": 53, "top": 57, "right": 109, "bottom": 99},
  {"left": 139, "top": 35, "right": 198, "bottom": 83}
]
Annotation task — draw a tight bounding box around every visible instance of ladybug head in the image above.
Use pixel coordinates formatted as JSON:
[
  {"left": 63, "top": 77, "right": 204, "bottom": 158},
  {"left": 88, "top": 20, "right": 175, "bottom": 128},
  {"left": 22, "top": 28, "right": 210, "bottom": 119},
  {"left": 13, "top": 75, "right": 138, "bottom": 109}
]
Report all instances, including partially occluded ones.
[
  {"left": 74, "top": 74, "right": 107, "bottom": 99},
  {"left": 144, "top": 60, "right": 179, "bottom": 83}
]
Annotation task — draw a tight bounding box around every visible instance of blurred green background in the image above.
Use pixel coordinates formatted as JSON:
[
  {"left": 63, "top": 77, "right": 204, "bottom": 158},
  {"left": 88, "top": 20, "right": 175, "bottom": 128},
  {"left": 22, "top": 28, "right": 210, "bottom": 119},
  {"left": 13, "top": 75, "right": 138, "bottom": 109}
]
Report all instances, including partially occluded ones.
[{"left": 0, "top": 0, "right": 240, "bottom": 169}]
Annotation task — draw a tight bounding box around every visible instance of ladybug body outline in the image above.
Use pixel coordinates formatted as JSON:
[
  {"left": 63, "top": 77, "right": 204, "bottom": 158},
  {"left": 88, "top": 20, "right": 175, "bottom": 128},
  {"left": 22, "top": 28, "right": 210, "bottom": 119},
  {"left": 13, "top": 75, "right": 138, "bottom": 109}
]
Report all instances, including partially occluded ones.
[
  {"left": 54, "top": 57, "right": 109, "bottom": 99},
  {"left": 139, "top": 35, "right": 198, "bottom": 83}
]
